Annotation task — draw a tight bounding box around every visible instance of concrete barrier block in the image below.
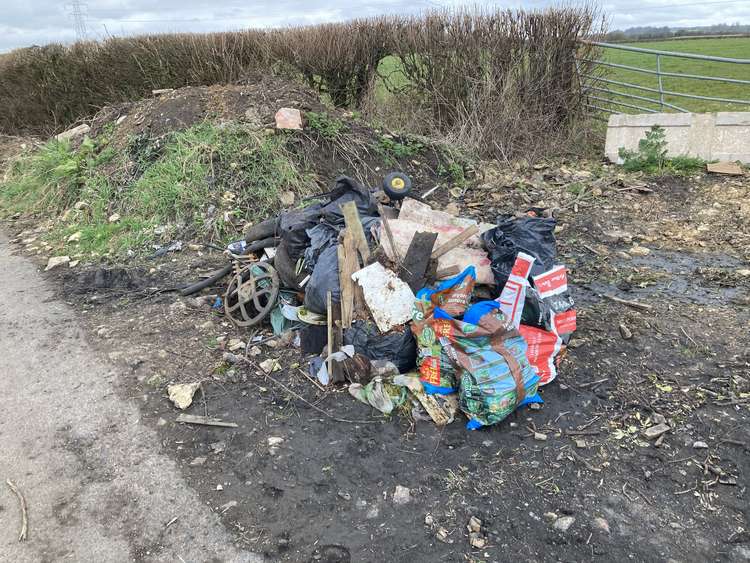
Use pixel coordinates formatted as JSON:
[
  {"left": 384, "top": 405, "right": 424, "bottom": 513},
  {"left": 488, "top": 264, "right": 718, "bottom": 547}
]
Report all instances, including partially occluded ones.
[{"left": 605, "top": 112, "right": 750, "bottom": 164}]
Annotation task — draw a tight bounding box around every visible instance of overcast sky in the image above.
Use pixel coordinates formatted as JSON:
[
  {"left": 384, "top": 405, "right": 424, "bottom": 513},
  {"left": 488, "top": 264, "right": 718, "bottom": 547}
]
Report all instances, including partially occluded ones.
[{"left": 1, "top": 0, "right": 749, "bottom": 53}]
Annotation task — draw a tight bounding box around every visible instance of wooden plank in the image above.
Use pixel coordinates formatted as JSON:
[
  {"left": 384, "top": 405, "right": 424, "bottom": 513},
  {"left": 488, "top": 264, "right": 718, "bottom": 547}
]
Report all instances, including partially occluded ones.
[
  {"left": 431, "top": 224, "right": 480, "bottom": 259},
  {"left": 435, "top": 265, "right": 460, "bottom": 279},
  {"left": 326, "top": 290, "right": 334, "bottom": 376},
  {"left": 341, "top": 201, "right": 371, "bottom": 263},
  {"left": 399, "top": 231, "right": 438, "bottom": 292},
  {"left": 707, "top": 161, "right": 744, "bottom": 175},
  {"left": 176, "top": 414, "right": 238, "bottom": 428},
  {"left": 337, "top": 231, "right": 357, "bottom": 329}
]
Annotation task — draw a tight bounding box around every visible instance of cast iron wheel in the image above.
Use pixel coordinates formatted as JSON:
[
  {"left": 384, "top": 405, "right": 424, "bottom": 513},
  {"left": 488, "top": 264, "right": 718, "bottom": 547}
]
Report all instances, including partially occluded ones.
[{"left": 224, "top": 262, "right": 280, "bottom": 327}]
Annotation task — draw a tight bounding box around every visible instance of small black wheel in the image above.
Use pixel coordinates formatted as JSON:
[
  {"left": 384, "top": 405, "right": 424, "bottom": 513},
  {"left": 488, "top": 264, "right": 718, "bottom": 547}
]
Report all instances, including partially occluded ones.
[{"left": 382, "top": 172, "right": 412, "bottom": 200}]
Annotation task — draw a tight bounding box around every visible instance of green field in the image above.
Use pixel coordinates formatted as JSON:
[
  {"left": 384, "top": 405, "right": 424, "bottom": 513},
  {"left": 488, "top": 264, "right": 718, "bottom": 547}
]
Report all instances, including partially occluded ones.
[{"left": 598, "top": 37, "right": 750, "bottom": 113}]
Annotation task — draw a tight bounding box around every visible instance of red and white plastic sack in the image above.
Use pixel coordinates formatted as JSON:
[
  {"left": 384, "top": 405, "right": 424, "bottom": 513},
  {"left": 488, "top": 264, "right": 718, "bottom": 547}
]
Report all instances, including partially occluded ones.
[{"left": 497, "top": 253, "right": 576, "bottom": 386}]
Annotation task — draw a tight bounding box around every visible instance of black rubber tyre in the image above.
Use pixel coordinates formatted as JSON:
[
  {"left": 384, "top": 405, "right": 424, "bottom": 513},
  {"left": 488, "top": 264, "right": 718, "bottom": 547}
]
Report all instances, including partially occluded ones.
[{"left": 382, "top": 172, "right": 412, "bottom": 200}]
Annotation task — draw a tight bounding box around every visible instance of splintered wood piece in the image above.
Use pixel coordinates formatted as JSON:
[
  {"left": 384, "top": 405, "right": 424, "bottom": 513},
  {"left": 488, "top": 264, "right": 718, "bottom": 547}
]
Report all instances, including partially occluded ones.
[
  {"left": 341, "top": 201, "right": 371, "bottom": 263},
  {"left": 435, "top": 265, "right": 460, "bottom": 279},
  {"left": 175, "top": 414, "right": 238, "bottom": 428},
  {"left": 378, "top": 203, "right": 400, "bottom": 266},
  {"left": 399, "top": 231, "right": 438, "bottom": 292},
  {"left": 431, "top": 224, "right": 480, "bottom": 259}
]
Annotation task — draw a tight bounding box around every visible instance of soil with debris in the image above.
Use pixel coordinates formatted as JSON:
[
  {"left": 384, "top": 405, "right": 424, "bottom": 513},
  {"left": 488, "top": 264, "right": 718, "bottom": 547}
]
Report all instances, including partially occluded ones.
[{"left": 7, "top": 161, "right": 748, "bottom": 563}]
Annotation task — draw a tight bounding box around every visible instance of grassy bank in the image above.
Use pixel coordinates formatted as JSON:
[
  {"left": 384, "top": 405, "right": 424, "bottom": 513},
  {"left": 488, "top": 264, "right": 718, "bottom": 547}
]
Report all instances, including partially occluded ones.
[{"left": 0, "top": 123, "right": 311, "bottom": 257}]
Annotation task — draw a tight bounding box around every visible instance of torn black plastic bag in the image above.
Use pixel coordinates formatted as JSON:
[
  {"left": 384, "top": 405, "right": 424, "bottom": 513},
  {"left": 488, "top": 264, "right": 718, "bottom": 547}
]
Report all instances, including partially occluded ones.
[
  {"left": 278, "top": 203, "right": 324, "bottom": 260},
  {"left": 343, "top": 321, "right": 417, "bottom": 374},
  {"left": 303, "top": 245, "right": 341, "bottom": 314},
  {"left": 482, "top": 215, "right": 557, "bottom": 293}
]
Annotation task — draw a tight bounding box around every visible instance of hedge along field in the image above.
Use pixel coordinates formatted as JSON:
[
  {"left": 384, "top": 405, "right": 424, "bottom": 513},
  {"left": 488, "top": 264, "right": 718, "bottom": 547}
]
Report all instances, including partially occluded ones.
[{"left": 0, "top": 7, "right": 604, "bottom": 159}]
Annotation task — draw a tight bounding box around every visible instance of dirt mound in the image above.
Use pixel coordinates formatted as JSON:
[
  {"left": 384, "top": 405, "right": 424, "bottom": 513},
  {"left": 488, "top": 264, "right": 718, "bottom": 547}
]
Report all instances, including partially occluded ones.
[{"left": 90, "top": 75, "right": 328, "bottom": 144}]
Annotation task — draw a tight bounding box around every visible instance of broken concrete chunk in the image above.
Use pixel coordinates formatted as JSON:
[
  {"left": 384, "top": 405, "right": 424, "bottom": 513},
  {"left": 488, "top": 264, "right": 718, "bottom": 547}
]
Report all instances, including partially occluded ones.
[
  {"left": 351, "top": 262, "right": 415, "bottom": 333},
  {"left": 259, "top": 358, "right": 280, "bottom": 373},
  {"left": 45, "top": 255, "right": 71, "bottom": 271},
  {"left": 167, "top": 382, "right": 202, "bottom": 410},
  {"left": 467, "top": 516, "right": 482, "bottom": 533},
  {"left": 275, "top": 108, "right": 303, "bottom": 130},
  {"left": 642, "top": 423, "right": 670, "bottom": 440},
  {"left": 392, "top": 485, "right": 411, "bottom": 505},
  {"left": 55, "top": 123, "right": 90, "bottom": 142},
  {"left": 553, "top": 515, "right": 575, "bottom": 532}
]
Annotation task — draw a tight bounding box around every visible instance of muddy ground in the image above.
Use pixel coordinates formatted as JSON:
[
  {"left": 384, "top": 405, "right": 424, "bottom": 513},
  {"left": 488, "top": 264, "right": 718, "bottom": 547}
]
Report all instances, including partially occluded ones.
[{"left": 6, "top": 163, "right": 750, "bottom": 563}]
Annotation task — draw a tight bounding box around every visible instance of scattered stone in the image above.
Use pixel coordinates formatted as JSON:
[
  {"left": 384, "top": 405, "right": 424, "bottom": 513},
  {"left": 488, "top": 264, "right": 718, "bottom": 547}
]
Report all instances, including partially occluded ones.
[
  {"left": 167, "top": 382, "right": 202, "bottom": 410},
  {"left": 190, "top": 456, "right": 207, "bottom": 466},
  {"left": 210, "top": 441, "right": 226, "bottom": 454},
  {"left": 156, "top": 417, "right": 167, "bottom": 426},
  {"left": 392, "top": 485, "right": 411, "bottom": 505},
  {"left": 259, "top": 358, "right": 280, "bottom": 373},
  {"left": 45, "top": 255, "right": 71, "bottom": 271},
  {"left": 618, "top": 323, "right": 633, "bottom": 340},
  {"left": 424, "top": 513, "right": 434, "bottom": 526},
  {"left": 73, "top": 201, "right": 89, "bottom": 210},
  {"left": 248, "top": 346, "right": 262, "bottom": 356},
  {"left": 445, "top": 202, "right": 460, "bottom": 216},
  {"left": 267, "top": 436, "right": 284, "bottom": 447},
  {"left": 575, "top": 439, "right": 587, "bottom": 449},
  {"left": 355, "top": 499, "right": 368, "bottom": 510},
  {"left": 482, "top": 440, "right": 493, "bottom": 447},
  {"left": 553, "top": 516, "right": 575, "bottom": 532},
  {"left": 365, "top": 506, "right": 380, "bottom": 519},
  {"left": 227, "top": 338, "right": 245, "bottom": 352},
  {"left": 652, "top": 413, "right": 667, "bottom": 425},
  {"left": 223, "top": 352, "right": 242, "bottom": 364},
  {"left": 593, "top": 517, "right": 610, "bottom": 534},
  {"left": 67, "top": 231, "right": 82, "bottom": 243},
  {"left": 188, "top": 243, "right": 202, "bottom": 251},
  {"left": 693, "top": 440, "right": 709, "bottom": 450},
  {"left": 436, "top": 527, "right": 452, "bottom": 543},
  {"left": 628, "top": 245, "right": 651, "bottom": 256},
  {"left": 534, "top": 432, "right": 548, "bottom": 442},
  {"left": 56, "top": 123, "right": 90, "bottom": 141},
  {"left": 469, "top": 532, "right": 486, "bottom": 549},
  {"left": 337, "top": 491, "right": 351, "bottom": 501},
  {"left": 738, "top": 269, "right": 750, "bottom": 277},
  {"left": 216, "top": 484, "right": 224, "bottom": 491},
  {"left": 543, "top": 512, "right": 558, "bottom": 522},
  {"left": 108, "top": 213, "right": 121, "bottom": 223},
  {"left": 69, "top": 260, "right": 80, "bottom": 268},
  {"left": 642, "top": 423, "right": 670, "bottom": 440},
  {"left": 467, "top": 516, "right": 482, "bottom": 533},
  {"left": 275, "top": 108, "right": 303, "bottom": 130},
  {"left": 280, "top": 190, "right": 296, "bottom": 207},
  {"left": 529, "top": 402, "right": 542, "bottom": 411}
]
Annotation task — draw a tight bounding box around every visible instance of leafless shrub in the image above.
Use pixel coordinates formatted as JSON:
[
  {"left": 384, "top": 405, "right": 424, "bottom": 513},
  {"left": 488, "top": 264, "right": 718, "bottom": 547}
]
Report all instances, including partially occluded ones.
[{"left": 0, "top": 6, "right": 604, "bottom": 160}]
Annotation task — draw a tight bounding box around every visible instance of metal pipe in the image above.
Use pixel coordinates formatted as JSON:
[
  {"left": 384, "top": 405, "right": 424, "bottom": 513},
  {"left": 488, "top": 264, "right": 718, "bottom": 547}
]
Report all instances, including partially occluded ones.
[
  {"left": 576, "top": 57, "right": 750, "bottom": 86},
  {"left": 580, "top": 40, "right": 750, "bottom": 64},
  {"left": 656, "top": 55, "right": 665, "bottom": 111},
  {"left": 581, "top": 74, "right": 750, "bottom": 105}
]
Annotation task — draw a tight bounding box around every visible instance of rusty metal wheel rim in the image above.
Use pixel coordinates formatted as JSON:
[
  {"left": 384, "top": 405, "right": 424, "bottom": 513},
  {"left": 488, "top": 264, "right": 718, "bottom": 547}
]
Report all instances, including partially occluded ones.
[{"left": 224, "top": 262, "right": 280, "bottom": 327}]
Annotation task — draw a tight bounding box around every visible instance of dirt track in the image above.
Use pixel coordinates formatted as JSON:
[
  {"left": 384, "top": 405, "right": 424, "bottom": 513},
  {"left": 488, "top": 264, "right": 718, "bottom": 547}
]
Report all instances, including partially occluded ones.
[
  {"left": 0, "top": 232, "right": 261, "bottom": 562},
  {"left": 2, "top": 166, "right": 750, "bottom": 563}
]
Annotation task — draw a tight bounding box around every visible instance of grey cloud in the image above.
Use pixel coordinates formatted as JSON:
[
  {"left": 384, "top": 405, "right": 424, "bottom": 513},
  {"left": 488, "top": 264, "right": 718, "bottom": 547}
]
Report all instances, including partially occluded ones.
[{"left": 1, "top": 0, "right": 748, "bottom": 52}]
